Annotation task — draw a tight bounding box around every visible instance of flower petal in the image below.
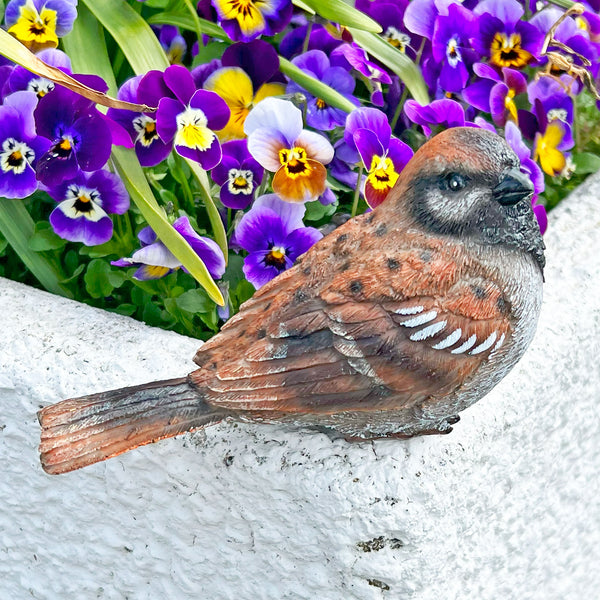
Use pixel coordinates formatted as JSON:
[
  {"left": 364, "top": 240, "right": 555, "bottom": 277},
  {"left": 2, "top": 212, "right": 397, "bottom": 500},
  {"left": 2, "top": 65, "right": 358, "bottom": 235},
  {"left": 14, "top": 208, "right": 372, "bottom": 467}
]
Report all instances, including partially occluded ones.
[
  {"left": 247, "top": 127, "right": 288, "bottom": 172},
  {"left": 272, "top": 159, "right": 327, "bottom": 203},
  {"left": 295, "top": 130, "right": 334, "bottom": 164},
  {"left": 235, "top": 206, "right": 288, "bottom": 252},
  {"left": 253, "top": 193, "right": 306, "bottom": 232},
  {"left": 243, "top": 97, "right": 302, "bottom": 147}
]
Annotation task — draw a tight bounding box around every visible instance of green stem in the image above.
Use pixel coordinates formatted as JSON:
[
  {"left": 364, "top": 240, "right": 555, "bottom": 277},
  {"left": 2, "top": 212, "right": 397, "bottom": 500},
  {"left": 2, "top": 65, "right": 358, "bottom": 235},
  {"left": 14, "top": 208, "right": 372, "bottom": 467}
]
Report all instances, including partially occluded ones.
[
  {"left": 351, "top": 165, "right": 364, "bottom": 218},
  {"left": 173, "top": 153, "right": 195, "bottom": 213},
  {"left": 302, "top": 20, "right": 313, "bottom": 54},
  {"left": 546, "top": 0, "right": 577, "bottom": 9},
  {"left": 0, "top": 198, "right": 72, "bottom": 298},
  {"left": 390, "top": 86, "right": 409, "bottom": 132},
  {"left": 182, "top": 0, "right": 205, "bottom": 48}
]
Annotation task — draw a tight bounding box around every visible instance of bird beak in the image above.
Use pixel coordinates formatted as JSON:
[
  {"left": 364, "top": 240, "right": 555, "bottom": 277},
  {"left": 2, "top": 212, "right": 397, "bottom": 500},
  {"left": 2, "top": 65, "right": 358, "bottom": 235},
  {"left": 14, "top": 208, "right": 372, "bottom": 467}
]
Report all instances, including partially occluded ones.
[{"left": 492, "top": 169, "right": 534, "bottom": 206}]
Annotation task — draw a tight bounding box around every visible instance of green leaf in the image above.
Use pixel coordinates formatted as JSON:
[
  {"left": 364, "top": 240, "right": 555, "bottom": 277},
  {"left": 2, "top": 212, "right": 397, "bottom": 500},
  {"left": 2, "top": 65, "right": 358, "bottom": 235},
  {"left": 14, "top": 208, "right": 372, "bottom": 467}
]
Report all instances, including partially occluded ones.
[
  {"left": 84, "top": 259, "right": 116, "bottom": 298},
  {"left": 60, "top": 263, "right": 86, "bottom": 284},
  {"left": 176, "top": 288, "right": 213, "bottom": 314},
  {"left": 573, "top": 152, "right": 600, "bottom": 175},
  {"left": 28, "top": 222, "right": 67, "bottom": 251},
  {"left": 348, "top": 28, "right": 429, "bottom": 105},
  {"left": 64, "top": 7, "right": 225, "bottom": 306},
  {"left": 81, "top": 0, "right": 170, "bottom": 74},
  {"left": 0, "top": 198, "right": 72, "bottom": 298},
  {"left": 304, "top": 199, "right": 338, "bottom": 222},
  {"left": 147, "top": 13, "right": 229, "bottom": 40},
  {"left": 111, "top": 303, "right": 137, "bottom": 317},
  {"left": 294, "top": 0, "right": 381, "bottom": 33}
]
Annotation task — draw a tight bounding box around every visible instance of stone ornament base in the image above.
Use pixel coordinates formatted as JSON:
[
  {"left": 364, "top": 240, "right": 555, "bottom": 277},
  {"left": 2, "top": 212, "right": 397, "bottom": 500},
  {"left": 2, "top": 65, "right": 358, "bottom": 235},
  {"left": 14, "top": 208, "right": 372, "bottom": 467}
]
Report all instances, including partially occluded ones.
[{"left": 1, "top": 173, "right": 599, "bottom": 599}]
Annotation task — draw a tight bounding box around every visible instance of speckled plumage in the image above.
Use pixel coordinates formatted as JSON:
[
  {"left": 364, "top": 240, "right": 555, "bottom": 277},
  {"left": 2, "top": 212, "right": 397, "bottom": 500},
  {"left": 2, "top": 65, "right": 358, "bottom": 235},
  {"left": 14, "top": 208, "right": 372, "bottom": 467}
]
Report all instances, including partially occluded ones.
[{"left": 38, "top": 127, "right": 544, "bottom": 474}]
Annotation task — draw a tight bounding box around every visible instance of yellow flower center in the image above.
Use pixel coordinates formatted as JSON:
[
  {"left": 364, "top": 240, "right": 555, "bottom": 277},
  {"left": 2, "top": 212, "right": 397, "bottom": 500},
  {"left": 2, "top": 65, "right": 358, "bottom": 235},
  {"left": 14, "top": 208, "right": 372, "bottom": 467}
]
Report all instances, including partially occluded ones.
[
  {"left": 227, "top": 168, "right": 254, "bottom": 194},
  {"left": 1, "top": 138, "right": 35, "bottom": 174},
  {"left": 367, "top": 155, "right": 399, "bottom": 192},
  {"left": 175, "top": 108, "right": 215, "bottom": 151},
  {"left": 8, "top": 2, "right": 59, "bottom": 50},
  {"left": 264, "top": 245, "right": 287, "bottom": 268},
  {"left": 315, "top": 98, "right": 327, "bottom": 110},
  {"left": 278, "top": 147, "right": 311, "bottom": 179},
  {"left": 383, "top": 27, "right": 411, "bottom": 53},
  {"left": 490, "top": 32, "right": 532, "bottom": 69}
]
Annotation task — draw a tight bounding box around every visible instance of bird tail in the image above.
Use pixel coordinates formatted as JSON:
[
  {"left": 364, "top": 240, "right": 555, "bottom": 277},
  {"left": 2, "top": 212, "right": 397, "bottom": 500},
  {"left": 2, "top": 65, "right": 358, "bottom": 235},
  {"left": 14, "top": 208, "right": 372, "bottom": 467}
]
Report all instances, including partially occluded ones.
[{"left": 38, "top": 376, "right": 225, "bottom": 475}]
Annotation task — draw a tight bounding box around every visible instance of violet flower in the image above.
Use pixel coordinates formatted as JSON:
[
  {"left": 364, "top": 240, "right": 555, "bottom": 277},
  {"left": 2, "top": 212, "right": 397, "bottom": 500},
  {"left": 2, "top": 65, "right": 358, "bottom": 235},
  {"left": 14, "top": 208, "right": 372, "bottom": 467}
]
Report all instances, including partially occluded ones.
[
  {"left": 113, "top": 216, "right": 226, "bottom": 281},
  {"left": 462, "top": 63, "right": 528, "bottom": 126},
  {"left": 155, "top": 65, "right": 230, "bottom": 169},
  {"left": 344, "top": 107, "right": 413, "bottom": 208},
  {"left": 0, "top": 91, "right": 50, "bottom": 198},
  {"left": 279, "top": 23, "right": 342, "bottom": 60},
  {"left": 211, "top": 139, "right": 263, "bottom": 210},
  {"left": 47, "top": 169, "right": 130, "bottom": 246},
  {"left": 33, "top": 81, "right": 115, "bottom": 186},
  {"left": 5, "top": 0, "right": 78, "bottom": 51},
  {"left": 331, "top": 43, "right": 392, "bottom": 106},
  {"left": 211, "top": 0, "right": 293, "bottom": 42},
  {"left": 107, "top": 75, "right": 172, "bottom": 168},
  {"left": 404, "top": 98, "right": 468, "bottom": 136},
  {"left": 203, "top": 41, "right": 285, "bottom": 140},
  {"left": 233, "top": 194, "right": 322, "bottom": 288},
  {"left": 287, "top": 50, "right": 359, "bottom": 131},
  {"left": 472, "top": 0, "right": 544, "bottom": 70},
  {"left": 244, "top": 97, "right": 334, "bottom": 203}
]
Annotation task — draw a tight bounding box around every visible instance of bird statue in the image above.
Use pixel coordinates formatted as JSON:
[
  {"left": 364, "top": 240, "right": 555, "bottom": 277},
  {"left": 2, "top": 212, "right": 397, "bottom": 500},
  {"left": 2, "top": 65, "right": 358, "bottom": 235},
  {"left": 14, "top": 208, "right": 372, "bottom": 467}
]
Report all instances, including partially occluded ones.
[{"left": 38, "top": 126, "right": 545, "bottom": 474}]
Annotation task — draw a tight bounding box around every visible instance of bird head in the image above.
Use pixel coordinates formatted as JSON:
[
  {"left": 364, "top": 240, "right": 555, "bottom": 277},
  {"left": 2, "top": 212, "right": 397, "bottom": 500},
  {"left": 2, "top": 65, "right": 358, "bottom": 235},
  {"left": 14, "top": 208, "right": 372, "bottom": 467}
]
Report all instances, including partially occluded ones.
[{"left": 383, "top": 127, "right": 545, "bottom": 271}]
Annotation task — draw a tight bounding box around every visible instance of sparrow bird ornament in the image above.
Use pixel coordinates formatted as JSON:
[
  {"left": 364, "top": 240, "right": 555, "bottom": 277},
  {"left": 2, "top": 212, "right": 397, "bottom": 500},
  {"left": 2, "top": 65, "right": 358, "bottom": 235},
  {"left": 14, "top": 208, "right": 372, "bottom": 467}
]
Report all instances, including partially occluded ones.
[{"left": 38, "top": 127, "right": 545, "bottom": 475}]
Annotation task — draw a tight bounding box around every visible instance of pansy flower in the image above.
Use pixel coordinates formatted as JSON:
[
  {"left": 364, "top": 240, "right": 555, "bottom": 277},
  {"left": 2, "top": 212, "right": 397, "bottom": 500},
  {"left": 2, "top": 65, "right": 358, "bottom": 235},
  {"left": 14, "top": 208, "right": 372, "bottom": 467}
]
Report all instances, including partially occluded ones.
[
  {"left": 107, "top": 75, "right": 172, "bottom": 168},
  {"left": 4, "top": 48, "right": 71, "bottom": 99},
  {"left": 0, "top": 91, "right": 50, "bottom": 198},
  {"left": 233, "top": 194, "right": 322, "bottom": 288},
  {"left": 155, "top": 65, "right": 230, "bottom": 169},
  {"left": 203, "top": 40, "right": 285, "bottom": 140},
  {"left": 287, "top": 50, "right": 359, "bottom": 131},
  {"left": 5, "top": 0, "right": 78, "bottom": 52},
  {"left": 462, "top": 63, "right": 528, "bottom": 126},
  {"left": 244, "top": 97, "right": 334, "bottom": 203},
  {"left": 211, "top": 0, "right": 293, "bottom": 43},
  {"left": 356, "top": 0, "right": 417, "bottom": 58},
  {"left": 279, "top": 23, "right": 342, "bottom": 60},
  {"left": 154, "top": 24, "right": 187, "bottom": 65},
  {"left": 211, "top": 139, "right": 263, "bottom": 210},
  {"left": 47, "top": 169, "right": 129, "bottom": 246},
  {"left": 532, "top": 104, "right": 574, "bottom": 177},
  {"left": 33, "top": 79, "right": 118, "bottom": 186},
  {"left": 331, "top": 43, "right": 392, "bottom": 106},
  {"left": 112, "top": 216, "right": 226, "bottom": 281},
  {"left": 472, "top": 0, "right": 544, "bottom": 70},
  {"left": 404, "top": 98, "right": 468, "bottom": 137},
  {"left": 344, "top": 107, "right": 413, "bottom": 208}
]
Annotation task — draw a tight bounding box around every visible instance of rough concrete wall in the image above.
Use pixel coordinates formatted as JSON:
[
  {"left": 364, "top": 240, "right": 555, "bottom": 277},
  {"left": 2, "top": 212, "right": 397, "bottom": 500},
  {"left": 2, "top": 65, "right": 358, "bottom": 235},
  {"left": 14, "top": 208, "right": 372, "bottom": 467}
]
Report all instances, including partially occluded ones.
[{"left": 1, "top": 173, "right": 599, "bottom": 600}]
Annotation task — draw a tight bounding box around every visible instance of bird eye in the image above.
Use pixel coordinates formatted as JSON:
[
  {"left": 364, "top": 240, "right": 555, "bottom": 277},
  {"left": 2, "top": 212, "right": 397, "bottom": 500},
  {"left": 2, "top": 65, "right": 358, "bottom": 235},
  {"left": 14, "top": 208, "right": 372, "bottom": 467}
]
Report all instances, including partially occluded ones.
[{"left": 442, "top": 173, "right": 467, "bottom": 192}]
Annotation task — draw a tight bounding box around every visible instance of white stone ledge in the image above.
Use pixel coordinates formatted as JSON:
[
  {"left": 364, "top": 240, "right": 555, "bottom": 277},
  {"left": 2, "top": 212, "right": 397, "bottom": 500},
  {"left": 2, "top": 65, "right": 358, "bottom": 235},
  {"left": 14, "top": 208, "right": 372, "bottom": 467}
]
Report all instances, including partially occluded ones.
[{"left": 1, "top": 174, "right": 599, "bottom": 599}]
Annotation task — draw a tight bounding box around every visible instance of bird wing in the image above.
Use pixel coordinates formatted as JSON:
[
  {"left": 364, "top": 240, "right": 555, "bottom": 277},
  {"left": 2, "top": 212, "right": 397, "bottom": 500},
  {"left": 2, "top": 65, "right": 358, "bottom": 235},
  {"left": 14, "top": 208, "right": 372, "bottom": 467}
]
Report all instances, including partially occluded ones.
[{"left": 192, "top": 245, "right": 512, "bottom": 415}]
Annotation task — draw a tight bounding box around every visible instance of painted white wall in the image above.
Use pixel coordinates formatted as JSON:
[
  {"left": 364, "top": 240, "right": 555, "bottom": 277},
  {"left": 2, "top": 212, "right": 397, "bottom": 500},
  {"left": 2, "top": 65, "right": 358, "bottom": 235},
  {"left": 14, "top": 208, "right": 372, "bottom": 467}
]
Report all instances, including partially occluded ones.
[{"left": 1, "top": 173, "right": 599, "bottom": 600}]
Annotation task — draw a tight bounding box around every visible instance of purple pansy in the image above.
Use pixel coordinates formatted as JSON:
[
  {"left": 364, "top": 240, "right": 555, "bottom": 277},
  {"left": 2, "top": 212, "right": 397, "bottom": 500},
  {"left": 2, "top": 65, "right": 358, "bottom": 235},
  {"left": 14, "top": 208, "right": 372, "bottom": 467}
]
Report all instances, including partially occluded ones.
[
  {"left": 404, "top": 98, "right": 468, "bottom": 136},
  {"left": 155, "top": 65, "right": 229, "bottom": 169},
  {"left": 0, "top": 91, "right": 50, "bottom": 198},
  {"left": 4, "top": 48, "right": 71, "bottom": 99},
  {"left": 47, "top": 169, "right": 130, "bottom": 246},
  {"left": 344, "top": 107, "right": 413, "bottom": 208},
  {"left": 472, "top": 0, "right": 544, "bottom": 70},
  {"left": 211, "top": 0, "right": 293, "bottom": 43},
  {"left": 356, "top": 0, "right": 418, "bottom": 58},
  {"left": 287, "top": 50, "right": 359, "bottom": 130},
  {"left": 154, "top": 25, "right": 187, "bottom": 64},
  {"left": 33, "top": 79, "right": 116, "bottom": 186},
  {"left": 107, "top": 75, "right": 172, "bottom": 168},
  {"left": 331, "top": 43, "right": 392, "bottom": 106},
  {"left": 211, "top": 139, "right": 263, "bottom": 209},
  {"left": 233, "top": 194, "right": 322, "bottom": 288},
  {"left": 462, "top": 63, "right": 528, "bottom": 126},
  {"left": 113, "top": 216, "right": 226, "bottom": 281},
  {"left": 279, "top": 23, "right": 342, "bottom": 60}
]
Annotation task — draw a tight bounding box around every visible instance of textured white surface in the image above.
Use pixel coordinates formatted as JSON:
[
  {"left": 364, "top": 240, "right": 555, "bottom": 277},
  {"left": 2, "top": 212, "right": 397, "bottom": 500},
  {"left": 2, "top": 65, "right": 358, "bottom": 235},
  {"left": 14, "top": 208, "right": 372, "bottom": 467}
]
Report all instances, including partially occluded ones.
[{"left": 1, "top": 175, "right": 599, "bottom": 600}]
